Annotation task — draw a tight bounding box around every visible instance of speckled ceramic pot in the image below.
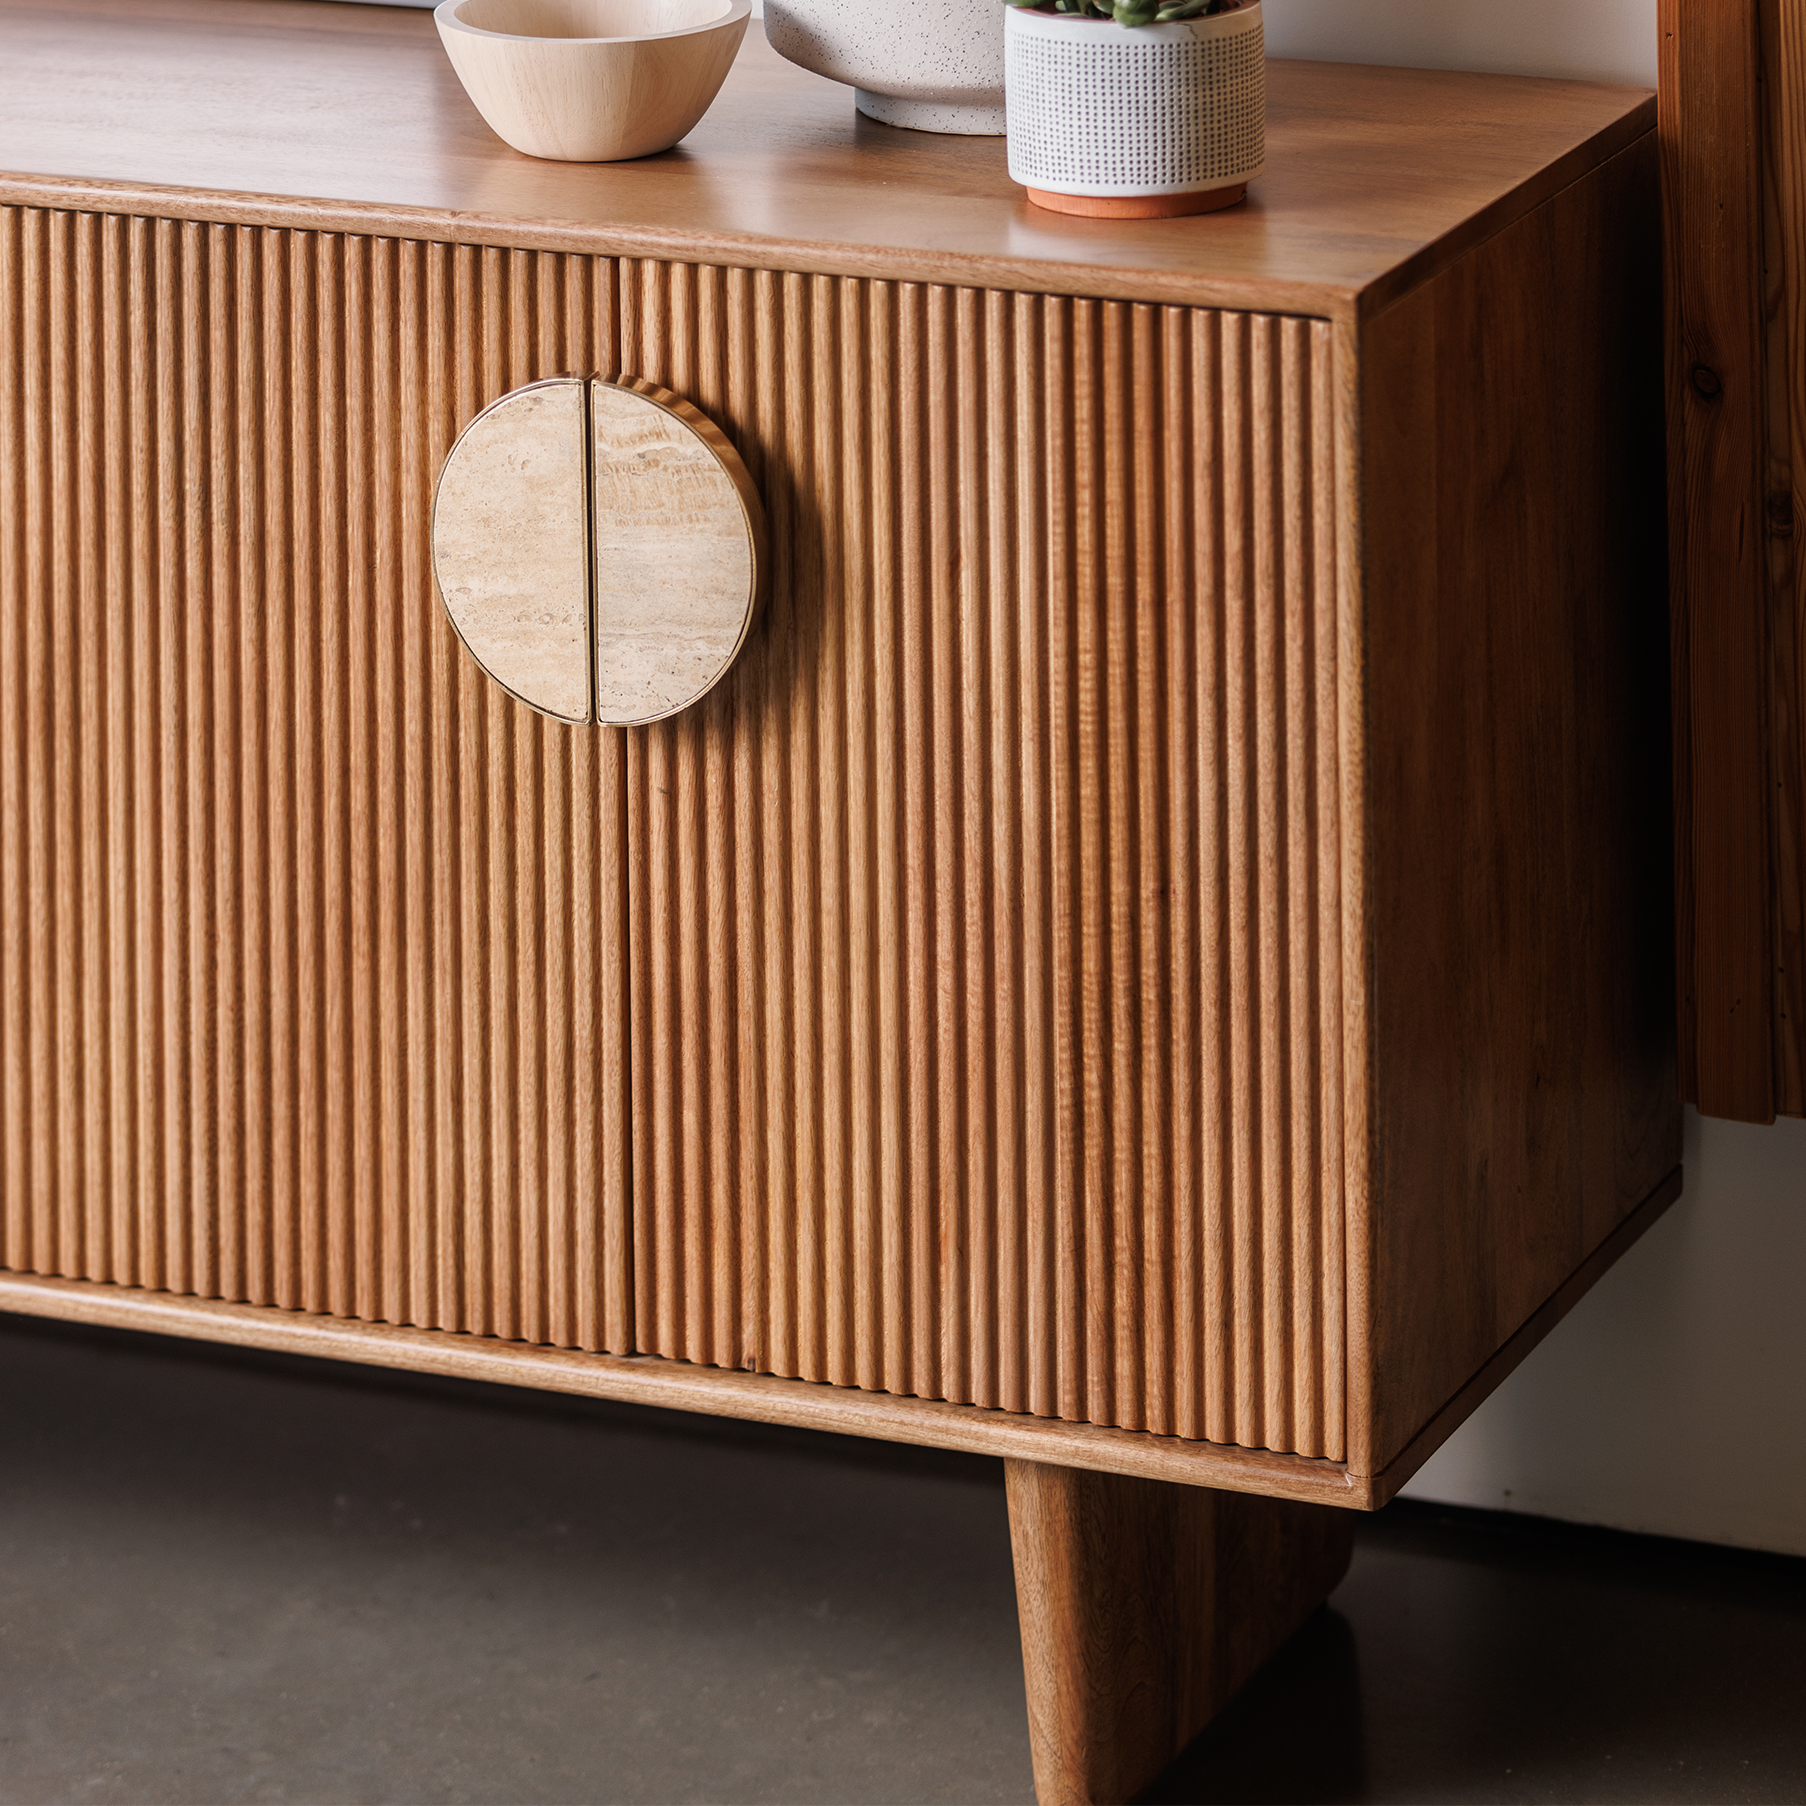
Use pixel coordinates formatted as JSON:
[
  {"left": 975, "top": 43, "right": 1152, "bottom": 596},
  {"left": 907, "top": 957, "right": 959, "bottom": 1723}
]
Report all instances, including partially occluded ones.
[
  {"left": 763, "top": 0, "right": 1004, "bottom": 134},
  {"left": 1005, "top": 0, "right": 1264, "bottom": 216}
]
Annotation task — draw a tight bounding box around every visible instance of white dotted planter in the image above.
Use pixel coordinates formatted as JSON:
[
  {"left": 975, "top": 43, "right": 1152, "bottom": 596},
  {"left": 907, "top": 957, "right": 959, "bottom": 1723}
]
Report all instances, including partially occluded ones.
[
  {"left": 1005, "top": 0, "right": 1264, "bottom": 218},
  {"left": 764, "top": 0, "right": 1005, "bottom": 135}
]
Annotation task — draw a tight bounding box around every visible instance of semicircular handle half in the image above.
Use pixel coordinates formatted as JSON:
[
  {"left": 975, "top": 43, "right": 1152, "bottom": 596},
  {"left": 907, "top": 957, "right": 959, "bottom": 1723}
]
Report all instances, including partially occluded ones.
[
  {"left": 589, "top": 376, "right": 766, "bottom": 727},
  {"left": 432, "top": 376, "right": 592, "bottom": 724}
]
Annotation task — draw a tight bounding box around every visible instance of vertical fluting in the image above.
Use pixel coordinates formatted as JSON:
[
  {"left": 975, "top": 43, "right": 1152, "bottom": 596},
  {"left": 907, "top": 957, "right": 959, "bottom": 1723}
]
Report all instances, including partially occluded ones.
[
  {"left": 0, "top": 209, "right": 1349, "bottom": 1460},
  {"left": 0, "top": 205, "right": 24, "bottom": 1279},
  {"left": 0, "top": 206, "right": 634, "bottom": 1353},
  {"left": 619, "top": 280, "right": 1348, "bottom": 1458},
  {"left": 99, "top": 212, "right": 135, "bottom": 1294}
]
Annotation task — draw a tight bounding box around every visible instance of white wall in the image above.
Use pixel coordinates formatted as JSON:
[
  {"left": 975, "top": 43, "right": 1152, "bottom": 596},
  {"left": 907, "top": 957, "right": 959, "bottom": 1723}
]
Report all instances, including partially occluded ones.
[
  {"left": 1263, "top": 0, "right": 1657, "bottom": 88},
  {"left": 1404, "top": 1113, "right": 1806, "bottom": 1556},
  {"left": 1272, "top": 0, "right": 1806, "bottom": 1558}
]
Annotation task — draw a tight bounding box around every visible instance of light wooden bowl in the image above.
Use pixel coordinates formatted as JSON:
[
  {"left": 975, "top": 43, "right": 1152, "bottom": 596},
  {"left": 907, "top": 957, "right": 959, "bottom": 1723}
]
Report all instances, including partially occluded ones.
[{"left": 435, "top": 0, "right": 751, "bottom": 162}]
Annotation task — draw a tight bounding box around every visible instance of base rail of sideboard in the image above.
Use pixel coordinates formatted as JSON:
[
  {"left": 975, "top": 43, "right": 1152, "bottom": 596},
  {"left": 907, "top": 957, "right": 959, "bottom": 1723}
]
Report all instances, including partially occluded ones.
[{"left": 0, "top": 1269, "right": 1368, "bottom": 1507}]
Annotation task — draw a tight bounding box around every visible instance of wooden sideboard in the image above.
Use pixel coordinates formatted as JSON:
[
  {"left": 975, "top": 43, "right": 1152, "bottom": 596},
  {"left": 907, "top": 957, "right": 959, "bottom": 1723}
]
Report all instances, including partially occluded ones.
[{"left": 0, "top": 3, "right": 1678, "bottom": 1798}]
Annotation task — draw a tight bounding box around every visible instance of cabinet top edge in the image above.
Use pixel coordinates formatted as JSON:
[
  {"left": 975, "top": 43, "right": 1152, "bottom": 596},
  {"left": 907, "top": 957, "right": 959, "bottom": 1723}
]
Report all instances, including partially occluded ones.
[{"left": 0, "top": 0, "right": 1654, "bottom": 318}]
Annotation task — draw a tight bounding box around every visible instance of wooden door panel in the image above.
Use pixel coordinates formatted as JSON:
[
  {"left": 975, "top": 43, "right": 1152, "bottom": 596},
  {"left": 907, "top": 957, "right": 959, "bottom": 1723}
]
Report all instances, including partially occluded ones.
[
  {"left": 616, "top": 265, "right": 1354, "bottom": 1459},
  {"left": 0, "top": 209, "right": 634, "bottom": 1348}
]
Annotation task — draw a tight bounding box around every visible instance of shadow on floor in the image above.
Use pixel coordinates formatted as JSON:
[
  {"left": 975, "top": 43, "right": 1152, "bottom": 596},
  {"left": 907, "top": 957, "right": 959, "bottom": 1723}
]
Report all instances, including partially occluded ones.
[
  {"left": 1144, "top": 1500, "right": 1806, "bottom": 1805},
  {"left": 3, "top": 1313, "right": 1803, "bottom": 1805}
]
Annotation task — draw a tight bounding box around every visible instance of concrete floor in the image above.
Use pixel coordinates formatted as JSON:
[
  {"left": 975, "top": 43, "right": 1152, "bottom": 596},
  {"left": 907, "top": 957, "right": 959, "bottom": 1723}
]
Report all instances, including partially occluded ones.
[{"left": 1, "top": 1315, "right": 1801, "bottom": 1805}]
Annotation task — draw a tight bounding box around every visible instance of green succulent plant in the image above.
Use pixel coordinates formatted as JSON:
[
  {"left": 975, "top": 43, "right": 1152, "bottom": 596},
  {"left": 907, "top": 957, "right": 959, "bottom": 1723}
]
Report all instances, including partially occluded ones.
[{"left": 1004, "top": 0, "right": 1239, "bottom": 24}]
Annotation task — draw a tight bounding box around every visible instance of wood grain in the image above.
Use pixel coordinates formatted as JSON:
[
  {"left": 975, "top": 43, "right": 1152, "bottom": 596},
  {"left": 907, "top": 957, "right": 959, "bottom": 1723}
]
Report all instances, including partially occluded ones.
[
  {"left": 1760, "top": 0, "right": 1806, "bottom": 1115},
  {"left": 1661, "top": 0, "right": 1778, "bottom": 1123},
  {"left": 622, "top": 277, "right": 1352, "bottom": 1460},
  {"left": 0, "top": 206, "right": 1353, "bottom": 1461},
  {"left": 0, "top": 209, "right": 635, "bottom": 1350},
  {"left": 1005, "top": 1459, "right": 1353, "bottom": 1805},
  {"left": 1353, "top": 136, "right": 1680, "bottom": 1477},
  {"left": 0, "top": 28, "right": 1680, "bottom": 1500},
  {"left": 0, "top": 0, "right": 1654, "bottom": 325},
  {"left": 0, "top": 1270, "right": 1370, "bottom": 1505}
]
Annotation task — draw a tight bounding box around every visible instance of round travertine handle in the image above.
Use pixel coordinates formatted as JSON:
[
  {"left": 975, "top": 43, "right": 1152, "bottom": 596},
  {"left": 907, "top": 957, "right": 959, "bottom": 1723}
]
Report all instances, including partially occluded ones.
[{"left": 431, "top": 375, "right": 765, "bottom": 726}]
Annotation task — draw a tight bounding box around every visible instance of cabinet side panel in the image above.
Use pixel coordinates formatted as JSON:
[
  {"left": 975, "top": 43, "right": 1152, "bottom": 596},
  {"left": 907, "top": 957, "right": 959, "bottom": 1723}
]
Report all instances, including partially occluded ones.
[
  {"left": 625, "top": 277, "right": 1350, "bottom": 1459},
  {"left": 1357, "top": 138, "right": 1680, "bottom": 1477},
  {"left": 0, "top": 210, "right": 635, "bottom": 1353}
]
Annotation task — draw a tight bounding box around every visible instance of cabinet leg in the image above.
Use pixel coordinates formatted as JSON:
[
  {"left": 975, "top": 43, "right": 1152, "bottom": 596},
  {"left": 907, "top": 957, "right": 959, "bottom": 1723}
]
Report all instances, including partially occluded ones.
[{"left": 1004, "top": 1460, "right": 1355, "bottom": 1806}]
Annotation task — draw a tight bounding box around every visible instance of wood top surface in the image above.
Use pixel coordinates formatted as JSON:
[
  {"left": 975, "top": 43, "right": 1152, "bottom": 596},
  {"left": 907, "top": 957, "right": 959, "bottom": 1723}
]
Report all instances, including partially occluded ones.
[{"left": 0, "top": 0, "right": 1655, "bottom": 319}]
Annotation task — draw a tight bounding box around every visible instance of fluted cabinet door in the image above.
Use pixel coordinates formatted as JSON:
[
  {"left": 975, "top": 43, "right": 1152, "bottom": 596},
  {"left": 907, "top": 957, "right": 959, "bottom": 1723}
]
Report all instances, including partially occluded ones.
[
  {"left": 0, "top": 208, "right": 634, "bottom": 1352},
  {"left": 613, "top": 265, "right": 1354, "bottom": 1462},
  {"left": 0, "top": 209, "right": 1356, "bottom": 1458}
]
